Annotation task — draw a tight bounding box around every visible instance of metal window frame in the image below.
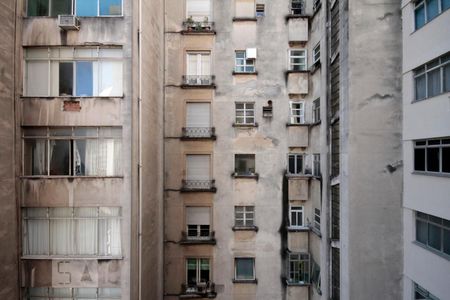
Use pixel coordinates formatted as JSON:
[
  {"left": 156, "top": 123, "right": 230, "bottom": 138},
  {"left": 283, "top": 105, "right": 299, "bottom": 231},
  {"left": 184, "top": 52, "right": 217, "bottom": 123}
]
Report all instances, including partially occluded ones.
[
  {"left": 288, "top": 49, "right": 307, "bottom": 71},
  {"left": 235, "top": 102, "right": 255, "bottom": 125},
  {"left": 413, "top": 52, "right": 450, "bottom": 101},
  {"left": 186, "top": 257, "right": 211, "bottom": 285},
  {"left": 415, "top": 211, "right": 450, "bottom": 256},
  {"left": 287, "top": 153, "right": 304, "bottom": 175},
  {"left": 413, "top": 138, "right": 450, "bottom": 174},
  {"left": 289, "top": 101, "right": 305, "bottom": 124},
  {"left": 235, "top": 51, "right": 256, "bottom": 73},
  {"left": 234, "top": 206, "right": 255, "bottom": 227}
]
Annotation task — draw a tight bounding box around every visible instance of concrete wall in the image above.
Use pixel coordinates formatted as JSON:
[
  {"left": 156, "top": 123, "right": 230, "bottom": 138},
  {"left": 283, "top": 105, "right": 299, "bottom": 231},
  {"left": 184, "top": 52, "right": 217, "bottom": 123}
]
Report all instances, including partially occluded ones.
[
  {"left": 0, "top": 0, "right": 19, "bottom": 298},
  {"left": 402, "top": 2, "right": 450, "bottom": 299},
  {"left": 342, "top": 0, "right": 403, "bottom": 299}
]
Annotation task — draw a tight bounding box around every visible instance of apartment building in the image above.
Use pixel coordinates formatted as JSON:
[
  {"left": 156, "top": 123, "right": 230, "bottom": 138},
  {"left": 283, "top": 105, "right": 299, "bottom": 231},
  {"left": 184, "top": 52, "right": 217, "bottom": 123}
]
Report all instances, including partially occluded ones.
[
  {"left": 0, "top": 0, "right": 165, "bottom": 299},
  {"left": 401, "top": 1, "right": 450, "bottom": 299}
]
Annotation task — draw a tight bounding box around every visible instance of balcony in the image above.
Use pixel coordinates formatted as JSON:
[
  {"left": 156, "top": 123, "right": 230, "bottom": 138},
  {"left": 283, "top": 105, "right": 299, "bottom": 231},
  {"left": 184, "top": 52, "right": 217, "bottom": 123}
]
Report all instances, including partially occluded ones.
[
  {"left": 179, "top": 231, "right": 216, "bottom": 245},
  {"left": 180, "top": 282, "right": 217, "bottom": 298},
  {"left": 181, "top": 127, "right": 216, "bottom": 140},
  {"left": 182, "top": 21, "right": 215, "bottom": 34},
  {"left": 181, "top": 75, "right": 216, "bottom": 89},
  {"left": 181, "top": 180, "right": 217, "bottom": 192}
]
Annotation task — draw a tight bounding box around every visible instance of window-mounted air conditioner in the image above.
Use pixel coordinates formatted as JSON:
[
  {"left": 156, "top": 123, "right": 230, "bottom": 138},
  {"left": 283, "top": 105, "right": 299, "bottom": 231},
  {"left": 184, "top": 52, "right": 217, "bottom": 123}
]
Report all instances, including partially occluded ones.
[{"left": 58, "top": 15, "right": 80, "bottom": 30}]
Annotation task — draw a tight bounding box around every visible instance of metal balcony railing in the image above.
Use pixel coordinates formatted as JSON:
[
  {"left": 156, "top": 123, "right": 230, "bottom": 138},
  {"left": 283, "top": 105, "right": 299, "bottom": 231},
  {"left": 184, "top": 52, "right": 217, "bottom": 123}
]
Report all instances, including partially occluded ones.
[
  {"left": 181, "top": 231, "right": 216, "bottom": 242},
  {"left": 182, "top": 75, "right": 215, "bottom": 86},
  {"left": 183, "top": 21, "right": 215, "bottom": 32},
  {"left": 181, "top": 282, "right": 216, "bottom": 298},
  {"left": 181, "top": 179, "right": 216, "bottom": 192},
  {"left": 182, "top": 127, "right": 216, "bottom": 139}
]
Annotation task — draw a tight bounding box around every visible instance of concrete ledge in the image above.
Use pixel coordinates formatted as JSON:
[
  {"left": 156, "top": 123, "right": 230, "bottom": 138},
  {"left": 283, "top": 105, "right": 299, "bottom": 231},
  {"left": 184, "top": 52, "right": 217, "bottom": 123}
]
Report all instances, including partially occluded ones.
[{"left": 232, "top": 279, "right": 258, "bottom": 284}]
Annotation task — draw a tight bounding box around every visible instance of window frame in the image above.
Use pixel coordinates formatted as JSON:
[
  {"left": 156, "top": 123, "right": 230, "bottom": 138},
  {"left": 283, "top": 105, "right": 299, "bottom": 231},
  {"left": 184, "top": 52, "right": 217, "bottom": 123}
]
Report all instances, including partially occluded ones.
[
  {"left": 289, "top": 205, "right": 305, "bottom": 229},
  {"left": 287, "top": 153, "right": 304, "bottom": 175},
  {"left": 234, "top": 257, "right": 256, "bottom": 281},
  {"left": 27, "top": 0, "right": 123, "bottom": 17},
  {"left": 312, "top": 153, "right": 320, "bottom": 177},
  {"left": 312, "top": 43, "right": 321, "bottom": 65},
  {"left": 185, "top": 206, "right": 211, "bottom": 240},
  {"left": 186, "top": 257, "right": 211, "bottom": 287},
  {"left": 414, "top": 282, "right": 440, "bottom": 300},
  {"left": 288, "top": 49, "right": 307, "bottom": 71},
  {"left": 413, "top": 53, "right": 450, "bottom": 101},
  {"left": 234, "top": 51, "right": 256, "bottom": 73},
  {"left": 290, "top": 0, "right": 305, "bottom": 15},
  {"left": 234, "top": 154, "right": 256, "bottom": 175},
  {"left": 414, "top": 0, "right": 450, "bottom": 31},
  {"left": 413, "top": 138, "right": 450, "bottom": 175},
  {"left": 289, "top": 101, "right": 305, "bottom": 124},
  {"left": 235, "top": 102, "right": 255, "bottom": 125},
  {"left": 415, "top": 211, "right": 450, "bottom": 258},
  {"left": 287, "top": 252, "right": 310, "bottom": 284},
  {"left": 234, "top": 206, "right": 255, "bottom": 227}
]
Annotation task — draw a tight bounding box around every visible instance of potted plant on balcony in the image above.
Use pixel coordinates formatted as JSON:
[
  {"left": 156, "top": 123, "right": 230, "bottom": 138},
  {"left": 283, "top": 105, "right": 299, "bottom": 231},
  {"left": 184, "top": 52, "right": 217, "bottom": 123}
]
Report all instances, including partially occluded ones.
[{"left": 186, "top": 16, "right": 194, "bottom": 31}]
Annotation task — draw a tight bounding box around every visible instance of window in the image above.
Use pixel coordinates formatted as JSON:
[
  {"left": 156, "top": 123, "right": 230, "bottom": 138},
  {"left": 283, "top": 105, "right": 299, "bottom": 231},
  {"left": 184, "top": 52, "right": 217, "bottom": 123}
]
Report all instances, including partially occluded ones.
[
  {"left": 287, "top": 253, "right": 309, "bottom": 284},
  {"left": 313, "top": 154, "right": 320, "bottom": 177},
  {"left": 414, "top": 282, "right": 440, "bottom": 300},
  {"left": 312, "top": 98, "right": 320, "bottom": 123},
  {"left": 186, "top": 207, "right": 211, "bottom": 239},
  {"left": 414, "top": 138, "right": 450, "bottom": 174},
  {"left": 289, "top": 205, "right": 304, "bottom": 228},
  {"left": 416, "top": 211, "right": 450, "bottom": 257},
  {"left": 185, "top": 102, "right": 212, "bottom": 137},
  {"left": 22, "top": 207, "right": 121, "bottom": 257},
  {"left": 414, "top": 53, "right": 450, "bottom": 101},
  {"left": 331, "top": 185, "right": 340, "bottom": 240},
  {"left": 24, "top": 287, "right": 121, "bottom": 299},
  {"left": 288, "top": 153, "right": 304, "bottom": 175},
  {"left": 313, "top": 43, "right": 320, "bottom": 65},
  {"left": 313, "top": 208, "right": 321, "bottom": 232},
  {"left": 313, "top": 0, "right": 321, "bottom": 12},
  {"left": 25, "top": 47, "right": 123, "bottom": 97},
  {"left": 235, "top": 154, "right": 256, "bottom": 175},
  {"left": 255, "top": 4, "right": 265, "bottom": 16},
  {"left": 311, "top": 258, "right": 321, "bottom": 293},
  {"left": 186, "top": 0, "right": 211, "bottom": 22},
  {"left": 414, "top": 0, "right": 450, "bottom": 30},
  {"left": 235, "top": 0, "right": 255, "bottom": 18},
  {"left": 289, "top": 101, "right": 305, "bottom": 124},
  {"left": 27, "top": 0, "right": 122, "bottom": 17},
  {"left": 186, "top": 258, "right": 210, "bottom": 287},
  {"left": 290, "top": 0, "right": 304, "bottom": 15},
  {"left": 235, "top": 206, "right": 255, "bottom": 227},
  {"left": 23, "top": 127, "right": 122, "bottom": 176},
  {"left": 235, "top": 258, "right": 255, "bottom": 281},
  {"left": 235, "top": 51, "right": 256, "bottom": 73},
  {"left": 289, "top": 49, "right": 307, "bottom": 71},
  {"left": 185, "top": 52, "right": 212, "bottom": 84},
  {"left": 186, "top": 154, "right": 211, "bottom": 182},
  {"left": 235, "top": 102, "right": 255, "bottom": 125}
]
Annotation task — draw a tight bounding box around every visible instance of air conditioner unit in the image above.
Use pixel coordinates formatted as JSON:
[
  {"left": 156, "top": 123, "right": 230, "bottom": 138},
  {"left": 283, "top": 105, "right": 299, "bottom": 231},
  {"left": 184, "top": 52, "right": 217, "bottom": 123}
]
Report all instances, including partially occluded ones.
[
  {"left": 58, "top": 15, "right": 80, "bottom": 30},
  {"left": 246, "top": 48, "right": 257, "bottom": 59}
]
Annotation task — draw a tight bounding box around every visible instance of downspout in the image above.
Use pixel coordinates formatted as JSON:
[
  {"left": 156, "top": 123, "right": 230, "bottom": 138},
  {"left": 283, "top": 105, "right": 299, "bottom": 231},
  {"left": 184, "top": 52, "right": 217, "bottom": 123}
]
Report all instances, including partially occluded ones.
[{"left": 137, "top": 0, "right": 143, "bottom": 297}]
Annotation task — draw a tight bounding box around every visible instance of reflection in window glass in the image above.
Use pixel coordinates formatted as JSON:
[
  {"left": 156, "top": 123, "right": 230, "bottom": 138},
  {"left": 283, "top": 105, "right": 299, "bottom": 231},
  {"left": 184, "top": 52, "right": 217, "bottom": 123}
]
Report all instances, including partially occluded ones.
[
  {"left": 59, "top": 62, "right": 73, "bottom": 96},
  {"left": 235, "top": 258, "right": 254, "bottom": 280},
  {"left": 76, "top": 61, "right": 93, "bottom": 96},
  {"left": 76, "top": 0, "right": 98, "bottom": 16},
  {"left": 100, "top": 0, "right": 122, "bottom": 15},
  {"left": 51, "top": 0, "right": 72, "bottom": 16}
]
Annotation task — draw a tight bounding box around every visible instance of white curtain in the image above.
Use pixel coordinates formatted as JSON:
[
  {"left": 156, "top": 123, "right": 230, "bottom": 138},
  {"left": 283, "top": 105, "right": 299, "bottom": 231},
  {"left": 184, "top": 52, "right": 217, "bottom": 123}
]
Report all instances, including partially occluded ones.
[
  {"left": 25, "top": 209, "right": 49, "bottom": 255},
  {"left": 99, "top": 61, "right": 123, "bottom": 97},
  {"left": 32, "top": 140, "right": 47, "bottom": 175},
  {"left": 74, "top": 207, "right": 98, "bottom": 255},
  {"left": 85, "top": 139, "right": 121, "bottom": 176},
  {"left": 26, "top": 61, "right": 49, "bottom": 96},
  {"left": 98, "top": 218, "right": 121, "bottom": 256},
  {"left": 50, "top": 208, "right": 74, "bottom": 255}
]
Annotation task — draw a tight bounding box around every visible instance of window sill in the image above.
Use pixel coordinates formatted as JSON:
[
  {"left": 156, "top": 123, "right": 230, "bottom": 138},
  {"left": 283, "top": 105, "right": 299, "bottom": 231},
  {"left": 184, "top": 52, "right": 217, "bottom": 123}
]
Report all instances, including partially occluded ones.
[
  {"left": 232, "top": 71, "right": 258, "bottom": 76},
  {"left": 20, "top": 175, "right": 124, "bottom": 179},
  {"left": 285, "top": 14, "right": 311, "bottom": 21},
  {"left": 309, "top": 120, "right": 321, "bottom": 127},
  {"left": 232, "top": 123, "right": 259, "bottom": 128},
  {"left": 285, "top": 173, "right": 313, "bottom": 180},
  {"left": 21, "top": 255, "right": 123, "bottom": 260},
  {"left": 179, "top": 238, "right": 217, "bottom": 245},
  {"left": 232, "top": 17, "right": 257, "bottom": 22},
  {"left": 232, "top": 225, "right": 259, "bottom": 232},
  {"left": 413, "top": 241, "right": 450, "bottom": 261},
  {"left": 286, "top": 122, "right": 309, "bottom": 127},
  {"left": 412, "top": 171, "right": 450, "bottom": 178},
  {"left": 20, "top": 95, "right": 125, "bottom": 100},
  {"left": 181, "top": 30, "right": 216, "bottom": 35},
  {"left": 287, "top": 226, "right": 310, "bottom": 232},
  {"left": 285, "top": 280, "right": 310, "bottom": 287},
  {"left": 181, "top": 135, "right": 217, "bottom": 141},
  {"left": 180, "top": 84, "right": 216, "bottom": 89},
  {"left": 285, "top": 70, "right": 310, "bottom": 74},
  {"left": 232, "top": 173, "right": 259, "bottom": 180},
  {"left": 232, "top": 279, "right": 257, "bottom": 284}
]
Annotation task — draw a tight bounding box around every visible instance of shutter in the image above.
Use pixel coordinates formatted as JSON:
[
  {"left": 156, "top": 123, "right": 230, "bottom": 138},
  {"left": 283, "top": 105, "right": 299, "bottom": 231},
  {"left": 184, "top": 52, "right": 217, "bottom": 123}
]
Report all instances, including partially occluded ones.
[
  {"left": 186, "top": 207, "right": 210, "bottom": 225},
  {"left": 186, "top": 155, "right": 210, "bottom": 180},
  {"left": 200, "top": 54, "right": 210, "bottom": 75},
  {"left": 187, "top": 103, "right": 210, "bottom": 127},
  {"left": 186, "top": 0, "right": 211, "bottom": 21}
]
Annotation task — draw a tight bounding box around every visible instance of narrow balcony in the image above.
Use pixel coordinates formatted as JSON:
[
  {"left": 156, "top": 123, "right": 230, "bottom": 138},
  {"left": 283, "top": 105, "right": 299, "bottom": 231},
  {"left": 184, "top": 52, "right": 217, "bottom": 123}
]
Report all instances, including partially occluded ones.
[
  {"left": 182, "top": 21, "right": 215, "bottom": 34},
  {"left": 181, "top": 180, "right": 217, "bottom": 192},
  {"left": 180, "top": 282, "right": 217, "bottom": 298},
  {"left": 181, "top": 127, "right": 216, "bottom": 140},
  {"left": 181, "top": 75, "right": 216, "bottom": 89},
  {"left": 179, "top": 231, "right": 216, "bottom": 245}
]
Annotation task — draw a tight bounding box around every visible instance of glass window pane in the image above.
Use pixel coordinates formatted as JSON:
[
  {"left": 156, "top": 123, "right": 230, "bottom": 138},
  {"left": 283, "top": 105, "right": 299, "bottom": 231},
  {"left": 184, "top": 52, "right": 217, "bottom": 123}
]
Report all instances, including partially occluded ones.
[
  {"left": 414, "top": 148, "right": 426, "bottom": 171},
  {"left": 25, "top": 219, "right": 49, "bottom": 255},
  {"left": 28, "top": 0, "right": 49, "bottom": 16},
  {"left": 99, "top": 61, "right": 123, "bottom": 96},
  {"left": 51, "top": 0, "right": 72, "bottom": 16},
  {"left": 99, "top": 0, "right": 122, "bottom": 15},
  {"left": 416, "top": 219, "right": 428, "bottom": 244},
  {"left": 442, "top": 147, "right": 450, "bottom": 173},
  {"left": 49, "top": 140, "right": 71, "bottom": 175},
  {"left": 24, "top": 139, "right": 48, "bottom": 175},
  {"left": 426, "top": 147, "right": 440, "bottom": 172},
  {"left": 443, "top": 229, "right": 450, "bottom": 255},
  {"left": 443, "top": 0, "right": 450, "bottom": 10},
  {"left": 414, "top": 4, "right": 425, "bottom": 29},
  {"left": 76, "top": 0, "right": 98, "bottom": 16},
  {"left": 428, "top": 223, "right": 441, "bottom": 250},
  {"left": 76, "top": 61, "right": 93, "bottom": 96},
  {"left": 415, "top": 74, "right": 426, "bottom": 100},
  {"left": 26, "top": 61, "right": 49, "bottom": 96},
  {"left": 236, "top": 258, "right": 254, "bottom": 279},
  {"left": 427, "top": 68, "right": 441, "bottom": 98},
  {"left": 444, "top": 63, "right": 450, "bottom": 93},
  {"left": 426, "top": 0, "right": 439, "bottom": 21},
  {"left": 59, "top": 62, "right": 73, "bottom": 96}
]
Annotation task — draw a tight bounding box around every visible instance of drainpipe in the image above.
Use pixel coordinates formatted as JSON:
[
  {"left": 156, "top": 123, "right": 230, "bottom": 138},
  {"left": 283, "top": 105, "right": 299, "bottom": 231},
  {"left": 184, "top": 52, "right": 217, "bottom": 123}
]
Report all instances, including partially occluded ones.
[{"left": 137, "top": 0, "right": 143, "bottom": 297}]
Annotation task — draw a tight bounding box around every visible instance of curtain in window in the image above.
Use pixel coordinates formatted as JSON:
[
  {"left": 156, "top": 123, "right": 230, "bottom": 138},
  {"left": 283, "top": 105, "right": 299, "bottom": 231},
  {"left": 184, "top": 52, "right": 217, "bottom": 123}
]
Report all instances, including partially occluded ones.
[
  {"left": 50, "top": 208, "right": 74, "bottom": 255},
  {"left": 31, "top": 140, "right": 47, "bottom": 175},
  {"left": 84, "top": 139, "right": 121, "bottom": 176},
  {"left": 26, "top": 61, "right": 48, "bottom": 96},
  {"left": 98, "top": 207, "right": 121, "bottom": 256},
  {"left": 201, "top": 54, "right": 211, "bottom": 76},
  {"left": 74, "top": 208, "right": 98, "bottom": 255},
  {"left": 24, "top": 208, "right": 49, "bottom": 255},
  {"left": 49, "top": 140, "right": 70, "bottom": 175},
  {"left": 415, "top": 74, "right": 426, "bottom": 100},
  {"left": 186, "top": 0, "right": 211, "bottom": 21}
]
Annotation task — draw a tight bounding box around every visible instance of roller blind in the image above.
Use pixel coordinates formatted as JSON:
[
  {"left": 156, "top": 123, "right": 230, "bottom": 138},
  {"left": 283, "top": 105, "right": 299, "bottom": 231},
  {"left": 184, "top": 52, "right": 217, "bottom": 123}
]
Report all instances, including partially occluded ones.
[
  {"left": 186, "top": 0, "right": 211, "bottom": 21},
  {"left": 186, "top": 103, "right": 211, "bottom": 127},
  {"left": 186, "top": 207, "right": 210, "bottom": 225},
  {"left": 186, "top": 154, "right": 210, "bottom": 180}
]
